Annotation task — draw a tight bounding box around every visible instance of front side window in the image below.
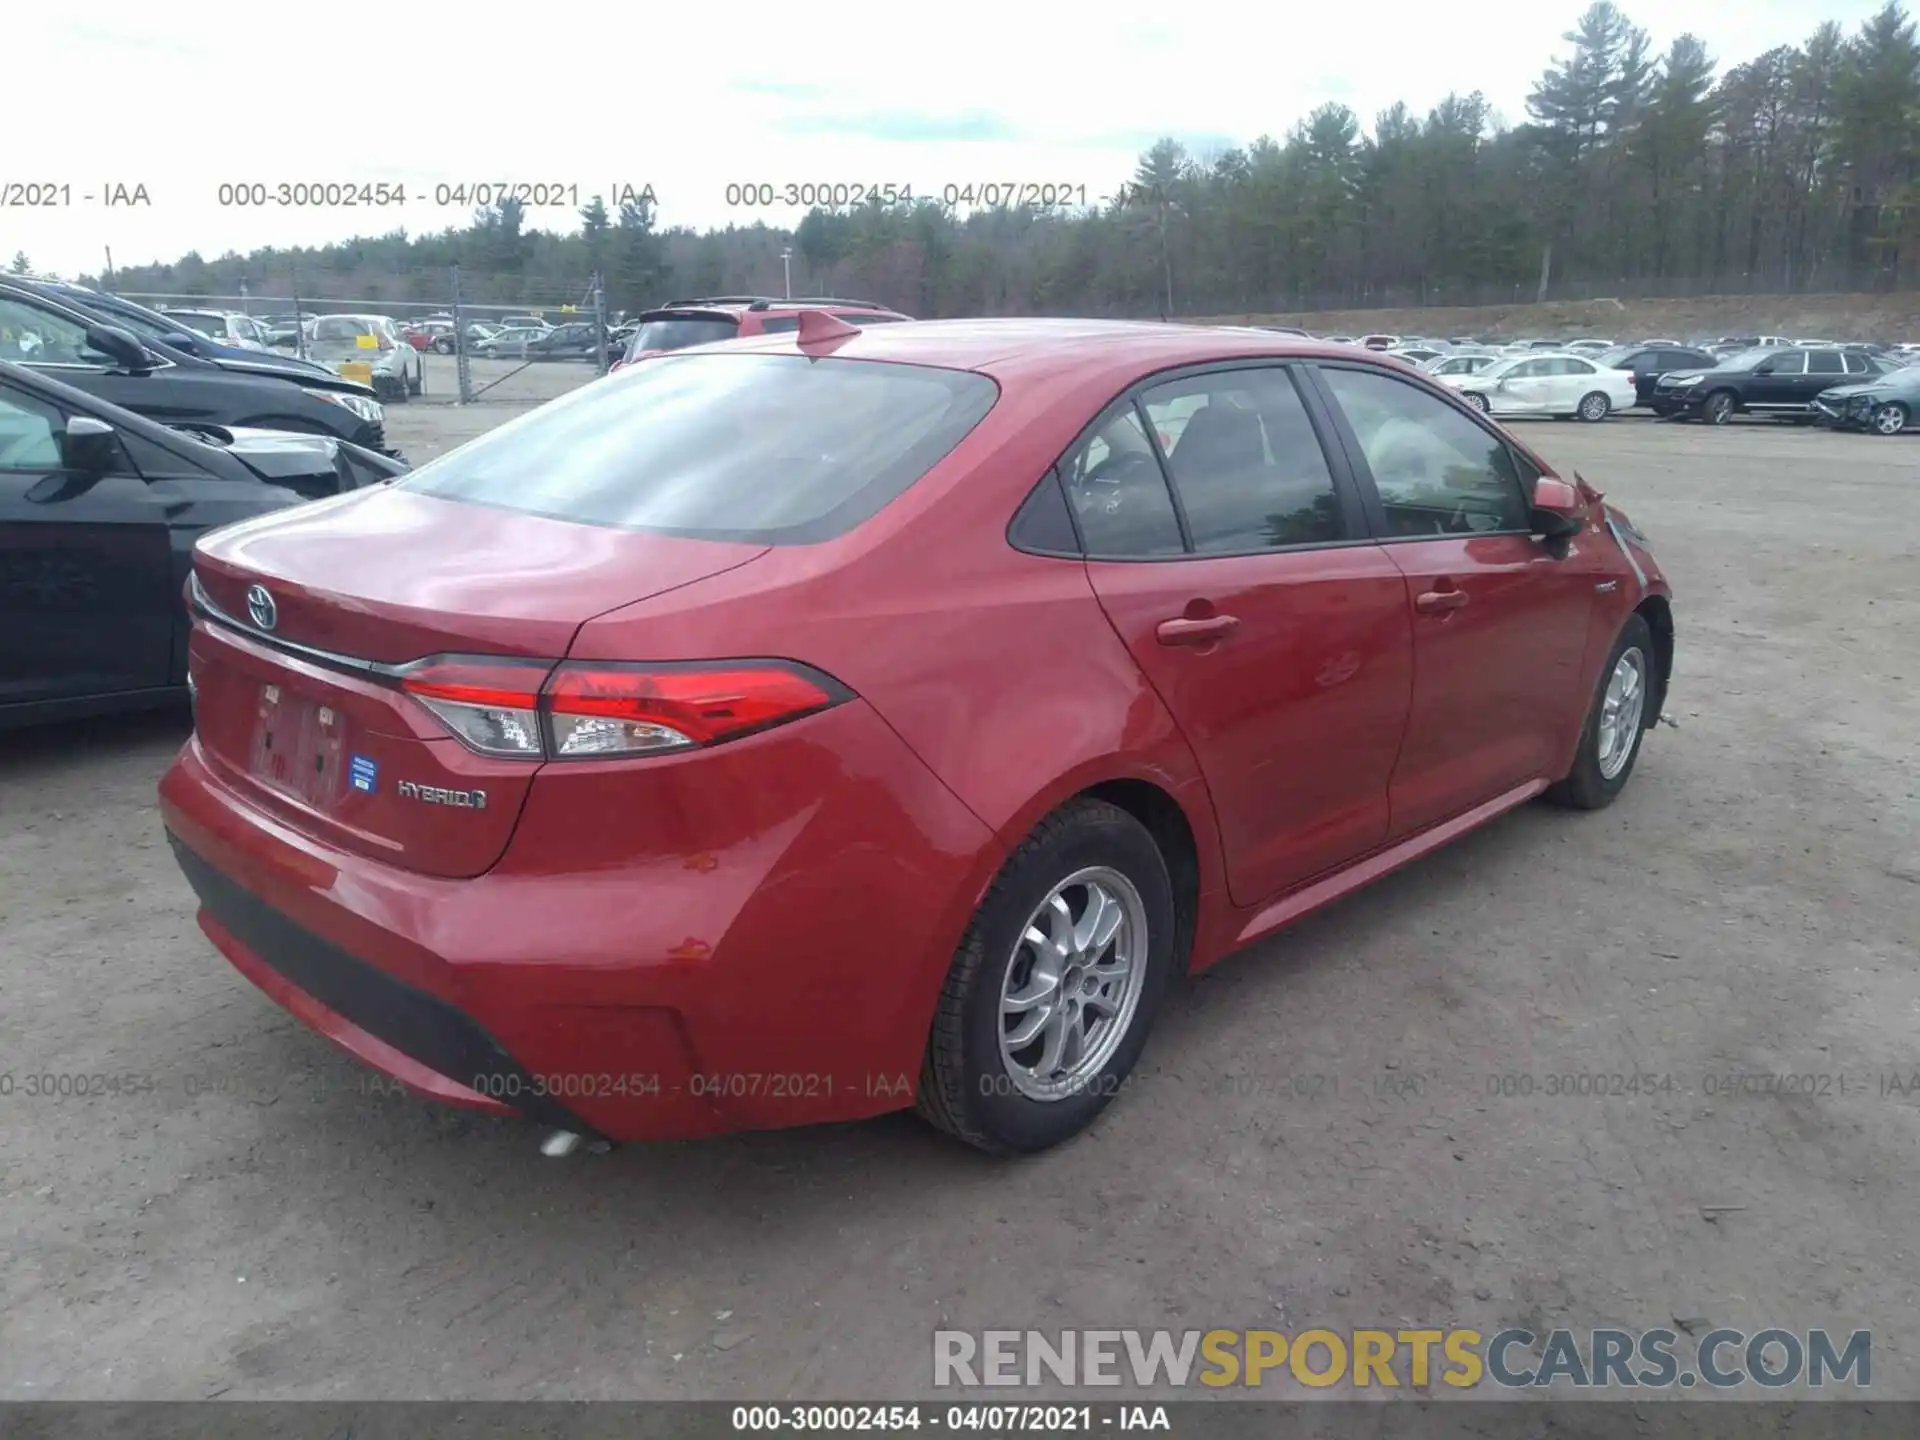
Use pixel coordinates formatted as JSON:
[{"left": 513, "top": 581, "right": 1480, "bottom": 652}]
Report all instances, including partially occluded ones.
[
  {"left": 1762, "top": 350, "right": 1808, "bottom": 375},
  {"left": 0, "top": 299, "right": 118, "bottom": 367},
  {"left": 1140, "top": 367, "right": 1344, "bottom": 553},
  {"left": 1317, "top": 366, "right": 1531, "bottom": 538},
  {"left": 1060, "top": 402, "right": 1184, "bottom": 558},
  {"left": 401, "top": 353, "right": 998, "bottom": 544},
  {"left": 0, "top": 384, "right": 62, "bottom": 469}
]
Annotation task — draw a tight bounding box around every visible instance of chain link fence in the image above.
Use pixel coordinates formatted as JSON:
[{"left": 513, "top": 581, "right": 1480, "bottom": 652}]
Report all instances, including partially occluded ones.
[{"left": 115, "top": 268, "right": 617, "bottom": 406}]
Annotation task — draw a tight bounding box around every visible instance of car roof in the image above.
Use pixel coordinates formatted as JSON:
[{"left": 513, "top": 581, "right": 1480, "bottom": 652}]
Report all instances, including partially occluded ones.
[{"left": 685, "top": 317, "right": 1429, "bottom": 387}]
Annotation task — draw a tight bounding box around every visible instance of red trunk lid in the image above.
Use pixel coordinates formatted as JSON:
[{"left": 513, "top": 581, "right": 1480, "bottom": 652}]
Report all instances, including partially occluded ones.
[{"left": 187, "top": 487, "right": 767, "bottom": 879}]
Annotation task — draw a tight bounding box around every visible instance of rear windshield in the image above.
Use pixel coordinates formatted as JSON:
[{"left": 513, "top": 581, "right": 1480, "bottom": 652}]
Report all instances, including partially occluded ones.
[
  {"left": 399, "top": 353, "right": 1000, "bottom": 544},
  {"left": 628, "top": 316, "right": 739, "bottom": 355}
]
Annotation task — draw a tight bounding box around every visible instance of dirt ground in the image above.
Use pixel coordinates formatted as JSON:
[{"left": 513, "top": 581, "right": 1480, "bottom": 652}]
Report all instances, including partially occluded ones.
[
  {"left": 2, "top": 387, "right": 1917, "bottom": 1401},
  {"left": 1199, "top": 291, "right": 1920, "bottom": 345}
]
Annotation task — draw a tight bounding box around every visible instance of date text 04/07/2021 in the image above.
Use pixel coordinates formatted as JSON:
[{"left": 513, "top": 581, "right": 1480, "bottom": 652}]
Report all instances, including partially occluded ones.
[{"left": 729, "top": 1404, "right": 1171, "bottom": 1432}]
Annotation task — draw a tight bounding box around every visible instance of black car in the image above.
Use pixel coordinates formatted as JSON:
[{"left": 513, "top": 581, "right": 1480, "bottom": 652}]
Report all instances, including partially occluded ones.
[
  {"left": 0, "top": 362, "right": 406, "bottom": 728},
  {"left": 16, "top": 280, "right": 342, "bottom": 382},
  {"left": 0, "top": 279, "right": 396, "bottom": 456},
  {"left": 1592, "top": 344, "right": 1718, "bottom": 408},
  {"left": 1650, "top": 346, "right": 1892, "bottom": 425},
  {"left": 525, "top": 321, "right": 609, "bottom": 361},
  {"left": 1812, "top": 364, "right": 1920, "bottom": 436}
]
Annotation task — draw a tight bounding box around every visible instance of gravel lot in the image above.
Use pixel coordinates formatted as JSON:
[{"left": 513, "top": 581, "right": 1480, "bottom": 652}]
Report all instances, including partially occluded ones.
[{"left": 2, "top": 389, "right": 1916, "bottom": 1400}]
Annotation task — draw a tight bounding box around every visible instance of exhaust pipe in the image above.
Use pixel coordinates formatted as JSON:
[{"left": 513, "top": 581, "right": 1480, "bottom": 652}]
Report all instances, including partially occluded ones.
[{"left": 540, "top": 1129, "right": 614, "bottom": 1157}]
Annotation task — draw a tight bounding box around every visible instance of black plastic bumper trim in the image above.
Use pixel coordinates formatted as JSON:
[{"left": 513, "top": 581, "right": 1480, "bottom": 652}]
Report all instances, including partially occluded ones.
[{"left": 167, "top": 833, "right": 601, "bottom": 1139}]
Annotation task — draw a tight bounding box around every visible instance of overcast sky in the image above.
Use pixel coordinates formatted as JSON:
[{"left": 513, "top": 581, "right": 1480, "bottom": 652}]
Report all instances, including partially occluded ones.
[{"left": 8, "top": 0, "right": 1890, "bottom": 278}]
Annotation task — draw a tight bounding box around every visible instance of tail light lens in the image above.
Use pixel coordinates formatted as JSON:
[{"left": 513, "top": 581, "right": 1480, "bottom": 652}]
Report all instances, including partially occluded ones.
[
  {"left": 399, "top": 656, "right": 847, "bottom": 760},
  {"left": 400, "top": 656, "right": 554, "bottom": 757}
]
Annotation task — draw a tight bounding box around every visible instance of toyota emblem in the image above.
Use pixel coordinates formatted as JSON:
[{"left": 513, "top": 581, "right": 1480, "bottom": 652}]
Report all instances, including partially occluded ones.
[{"left": 246, "top": 584, "right": 278, "bottom": 632}]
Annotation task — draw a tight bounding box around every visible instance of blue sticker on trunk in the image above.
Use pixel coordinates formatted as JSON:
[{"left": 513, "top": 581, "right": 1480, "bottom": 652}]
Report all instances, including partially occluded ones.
[{"left": 348, "top": 755, "right": 378, "bottom": 793}]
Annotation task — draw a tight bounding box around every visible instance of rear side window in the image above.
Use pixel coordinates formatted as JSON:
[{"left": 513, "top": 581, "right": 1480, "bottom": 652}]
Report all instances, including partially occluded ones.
[
  {"left": 1140, "top": 367, "right": 1344, "bottom": 553},
  {"left": 1807, "top": 350, "right": 1844, "bottom": 375},
  {"left": 1059, "top": 402, "right": 1185, "bottom": 558},
  {"left": 400, "top": 353, "right": 998, "bottom": 544}
]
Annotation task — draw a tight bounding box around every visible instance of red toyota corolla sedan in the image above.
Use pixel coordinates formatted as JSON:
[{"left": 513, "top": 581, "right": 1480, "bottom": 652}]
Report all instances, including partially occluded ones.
[{"left": 158, "top": 316, "right": 1674, "bottom": 1155}]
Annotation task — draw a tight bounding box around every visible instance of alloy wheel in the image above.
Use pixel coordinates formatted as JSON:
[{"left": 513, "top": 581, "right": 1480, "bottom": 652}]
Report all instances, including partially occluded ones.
[
  {"left": 1705, "top": 393, "right": 1734, "bottom": 425},
  {"left": 1466, "top": 392, "right": 1490, "bottom": 414},
  {"left": 1578, "top": 392, "right": 1610, "bottom": 421},
  {"left": 1873, "top": 403, "right": 1908, "bottom": 436},
  {"left": 1597, "top": 647, "right": 1648, "bottom": 781},
  {"left": 996, "top": 867, "right": 1149, "bottom": 1102}
]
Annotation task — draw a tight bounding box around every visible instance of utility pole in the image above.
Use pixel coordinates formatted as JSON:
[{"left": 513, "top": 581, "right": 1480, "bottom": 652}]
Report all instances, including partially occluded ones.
[{"left": 781, "top": 247, "right": 793, "bottom": 298}]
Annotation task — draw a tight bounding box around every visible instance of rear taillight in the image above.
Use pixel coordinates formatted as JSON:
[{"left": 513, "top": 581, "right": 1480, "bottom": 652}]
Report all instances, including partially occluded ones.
[
  {"left": 400, "top": 656, "right": 554, "bottom": 757},
  {"left": 399, "top": 656, "right": 847, "bottom": 760}
]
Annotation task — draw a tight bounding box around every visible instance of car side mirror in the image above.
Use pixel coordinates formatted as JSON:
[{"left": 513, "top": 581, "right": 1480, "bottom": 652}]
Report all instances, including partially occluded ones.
[
  {"left": 60, "top": 414, "right": 122, "bottom": 475},
  {"left": 1530, "top": 475, "right": 1584, "bottom": 540},
  {"left": 86, "top": 323, "right": 154, "bottom": 371}
]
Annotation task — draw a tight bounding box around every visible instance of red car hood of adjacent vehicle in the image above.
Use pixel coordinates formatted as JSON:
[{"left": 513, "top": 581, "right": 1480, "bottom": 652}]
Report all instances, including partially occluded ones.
[{"left": 192, "top": 486, "right": 769, "bottom": 664}]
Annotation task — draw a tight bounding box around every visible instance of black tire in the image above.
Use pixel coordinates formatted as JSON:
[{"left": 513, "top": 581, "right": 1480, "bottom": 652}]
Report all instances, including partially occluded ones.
[
  {"left": 1873, "top": 401, "right": 1908, "bottom": 436},
  {"left": 406, "top": 360, "right": 423, "bottom": 397},
  {"left": 1703, "top": 390, "right": 1737, "bottom": 425},
  {"left": 1545, "top": 613, "right": 1657, "bottom": 811},
  {"left": 918, "top": 798, "right": 1176, "bottom": 1154},
  {"left": 1576, "top": 391, "right": 1610, "bottom": 422}
]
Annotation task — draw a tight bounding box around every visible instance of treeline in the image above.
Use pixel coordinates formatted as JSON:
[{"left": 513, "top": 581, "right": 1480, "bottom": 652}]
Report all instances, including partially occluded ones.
[{"left": 81, "top": 1, "right": 1920, "bottom": 319}]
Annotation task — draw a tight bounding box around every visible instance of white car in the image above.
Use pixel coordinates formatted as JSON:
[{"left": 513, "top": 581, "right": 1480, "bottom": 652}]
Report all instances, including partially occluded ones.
[
  {"left": 1443, "top": 352, "right": 1638, "bottom": 421},
  {"left": 159, "top": 308, "right": 273, "bottom": 351},
  {"left": 1422, "top": 352, "right": 1502, "bottom": 379},
  {"left": 302, "top": 314, "right": 424, "bottom": 401}
]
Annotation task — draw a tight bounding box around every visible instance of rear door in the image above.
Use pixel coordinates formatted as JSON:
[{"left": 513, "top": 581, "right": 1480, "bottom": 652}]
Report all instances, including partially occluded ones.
[
  {"left": 1072, "top": 364, "right": 1414, "bottom": 906},
  {"left": 0, "top": 377, "right": 174, "bottom": 705},
  {"left": 1308, "top": 362, "right": 1600, "bottom": 837},
  {"left": 1801, "top": 348, "right": 1846, "bottom": 405}
]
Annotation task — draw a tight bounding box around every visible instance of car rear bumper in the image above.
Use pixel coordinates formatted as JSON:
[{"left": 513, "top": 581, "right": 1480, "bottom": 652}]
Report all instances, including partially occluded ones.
[{"left": 157, "top": 701, "right": 998, "bottom": 1143}]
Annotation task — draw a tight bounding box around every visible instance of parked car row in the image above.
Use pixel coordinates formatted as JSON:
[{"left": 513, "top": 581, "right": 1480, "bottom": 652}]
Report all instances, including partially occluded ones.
[
  {"left": 1252, "top": 329, "right": 1918, "bottom": 435},
  {"left": 0, "top": 358, "right": 406, "bottom": 728},
  {"left": 0, "top": 278, "right": 395, "bottom": 453}
]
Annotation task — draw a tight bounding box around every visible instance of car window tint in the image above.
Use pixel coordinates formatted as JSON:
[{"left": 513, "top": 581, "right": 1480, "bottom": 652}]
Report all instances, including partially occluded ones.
[
  {"left": 1807, "top": 350, "right": 1844, "bottom": 375},
  {"left": 401, "top": 353, "right": 997, "bottom": 545},
  {"left": 1562, "top": 357, "right": 1595, "bottom": 374},
  {"left": 1061, "top": 403, "right": 1184, "bottom": 558},
  {"left": 1141, "top": 368, "right": 1343, "bottom": 553},
  {"left": 1843, "top": 352, "right": 1871, "bottom": 374},
  {"left": 0, "top": 385, "right": 62, "bottom": 469},
  {"left": 1318, "top": 366, "right": 1531, "bottom": 538},
  {"left": 757, "top": 316, "right": 802, "bottom": 333},
  {"left": 0, "top": 298, "right": 119, "bottom": 367},
  {"left": 1765, "top": 350, "right": 1807, "bottom": 375}
]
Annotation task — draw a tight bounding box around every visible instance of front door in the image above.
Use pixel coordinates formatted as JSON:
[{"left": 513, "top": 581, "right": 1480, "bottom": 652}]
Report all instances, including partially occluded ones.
[
  {"left": 0, "top": 379, "right": 174, "bottom": 707},
  {"left": 1067, "top": 366, "right": 1415, "bottom": 906},
  {"left": 1309, "top": 363, "right": 1600, "bottom": 838},
  {"left": 1748, "top": 349, "right": 1808, "bottom": 410}
]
